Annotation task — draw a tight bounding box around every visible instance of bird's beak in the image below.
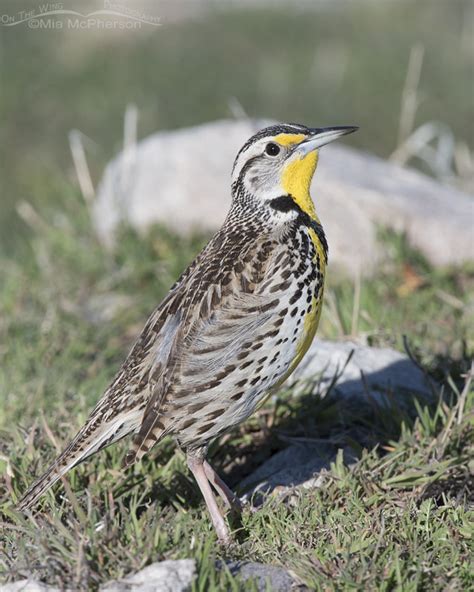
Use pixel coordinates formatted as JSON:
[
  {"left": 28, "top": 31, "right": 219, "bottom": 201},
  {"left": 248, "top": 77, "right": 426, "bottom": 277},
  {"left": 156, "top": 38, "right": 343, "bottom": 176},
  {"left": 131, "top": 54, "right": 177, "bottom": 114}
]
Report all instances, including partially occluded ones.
[{"left": 295, "top": 126, "right": 358, "bottom": 156}]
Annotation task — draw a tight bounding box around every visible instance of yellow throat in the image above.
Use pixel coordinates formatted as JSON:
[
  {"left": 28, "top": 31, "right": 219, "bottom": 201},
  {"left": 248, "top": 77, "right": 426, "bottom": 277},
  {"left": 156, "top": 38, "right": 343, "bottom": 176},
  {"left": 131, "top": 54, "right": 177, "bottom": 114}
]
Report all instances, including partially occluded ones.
[{"left": 281, "top": 150, "right": 318, "bottom": 221}]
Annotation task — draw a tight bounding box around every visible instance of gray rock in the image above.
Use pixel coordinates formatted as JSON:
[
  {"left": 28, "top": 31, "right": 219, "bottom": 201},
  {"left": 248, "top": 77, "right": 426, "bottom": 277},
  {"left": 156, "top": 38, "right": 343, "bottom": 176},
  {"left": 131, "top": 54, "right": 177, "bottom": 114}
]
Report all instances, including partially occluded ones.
[
  {"left": 294, "top": 338, "right": 432, "bottom": 401},
  {"left": 99, "top": 559, "right": 196, "bottom": 592},
  {"left": 240, "top": 339, "right": 432, "bottom": 497},
  {"left": 316, "top": 144, "right": 473, "bottom": 271},
  {"left": 225, "top": 561, "right": 296, "bottom": 591},
  {"left": 0, "top": 581, "right": 59, "bottom": 592},
  {"left": 94, "top": 119, "right": 474, "bottom": 275},
  {"left": 94, "top": 119, "right": 270, "bottom": 247},
  {"left": 239, "top": 442, "right": 334, "bottom": 498}
]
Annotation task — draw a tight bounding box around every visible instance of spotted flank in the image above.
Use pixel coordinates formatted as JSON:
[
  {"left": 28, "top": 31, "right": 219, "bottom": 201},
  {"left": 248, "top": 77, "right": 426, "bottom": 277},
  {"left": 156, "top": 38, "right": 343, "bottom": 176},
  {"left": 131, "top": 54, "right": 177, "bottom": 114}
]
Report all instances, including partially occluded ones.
[{"left": 18, "top": 122, "right": 357, "bottom": 543}]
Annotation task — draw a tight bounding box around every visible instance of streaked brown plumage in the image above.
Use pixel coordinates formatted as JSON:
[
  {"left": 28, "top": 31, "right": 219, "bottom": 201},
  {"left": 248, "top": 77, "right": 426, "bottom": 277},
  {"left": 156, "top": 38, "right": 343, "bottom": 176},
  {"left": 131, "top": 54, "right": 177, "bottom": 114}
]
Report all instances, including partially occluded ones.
[{"left": 18, "top": 123, "right": 357, "bottom": 543}]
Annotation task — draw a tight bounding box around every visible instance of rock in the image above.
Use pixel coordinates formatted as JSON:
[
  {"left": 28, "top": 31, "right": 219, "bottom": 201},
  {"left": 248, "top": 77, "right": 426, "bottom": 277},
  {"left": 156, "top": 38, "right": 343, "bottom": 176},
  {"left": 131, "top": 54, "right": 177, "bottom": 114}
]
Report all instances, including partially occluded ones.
[
  {"left": 294, "top": 338, "right": 432, "bottom": 401},
  {"left": 224, "top": 562, "right": 296, "bottom": 591},
  {"left": 0, "top": 581, "right": 60, "bottom": 592},
  {"left": 99, "top": 559, "right": 196, "bottom": 592},
  {"left": 94, "top": 119, "right": 474, "bottom": 276},
  {"left": 94, "top": 119, "right": 270, "bottom": 247},
  {"left": 316, "top": 144, "right": 473, "bottom": 271},
  {"left": 239, "top": 442, "right": 335, "bottom": 499},
  {"left": 240, "top": 339, "right": 432, "bottom": 497}
]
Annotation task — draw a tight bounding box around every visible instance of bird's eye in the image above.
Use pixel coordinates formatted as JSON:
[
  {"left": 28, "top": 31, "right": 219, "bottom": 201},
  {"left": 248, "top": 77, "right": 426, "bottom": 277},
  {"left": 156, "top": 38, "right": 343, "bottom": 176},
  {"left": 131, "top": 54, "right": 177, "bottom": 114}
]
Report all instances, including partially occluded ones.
[{"left": 265, "top": 142, "right": 281, "bottom": 157}]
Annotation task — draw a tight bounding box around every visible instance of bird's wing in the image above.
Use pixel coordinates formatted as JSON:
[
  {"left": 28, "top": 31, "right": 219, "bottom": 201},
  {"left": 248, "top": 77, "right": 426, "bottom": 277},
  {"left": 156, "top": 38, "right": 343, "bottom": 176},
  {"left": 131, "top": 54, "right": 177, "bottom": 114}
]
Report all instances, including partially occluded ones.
[
  {"left": 17, "top": 239, "right": 211, "bottom": 511},
  {"left": 124, "top": 234, "right": 289, "bottom": 463}
]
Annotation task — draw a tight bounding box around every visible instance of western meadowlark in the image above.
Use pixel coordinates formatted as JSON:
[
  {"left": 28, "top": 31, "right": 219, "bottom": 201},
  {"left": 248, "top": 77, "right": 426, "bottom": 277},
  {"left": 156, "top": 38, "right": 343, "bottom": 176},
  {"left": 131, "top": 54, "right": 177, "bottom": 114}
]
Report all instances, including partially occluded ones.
[{"left": 18, "top": 123, "right": 357, "bottom": 543}]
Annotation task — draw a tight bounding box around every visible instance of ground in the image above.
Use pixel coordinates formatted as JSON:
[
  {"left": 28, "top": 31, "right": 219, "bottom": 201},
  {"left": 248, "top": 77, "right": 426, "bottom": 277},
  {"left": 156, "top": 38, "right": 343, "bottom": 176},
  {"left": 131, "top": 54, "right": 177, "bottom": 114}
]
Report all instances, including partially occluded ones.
[{"left": 0, "top": 193, "right": 472, "bottom": 590}]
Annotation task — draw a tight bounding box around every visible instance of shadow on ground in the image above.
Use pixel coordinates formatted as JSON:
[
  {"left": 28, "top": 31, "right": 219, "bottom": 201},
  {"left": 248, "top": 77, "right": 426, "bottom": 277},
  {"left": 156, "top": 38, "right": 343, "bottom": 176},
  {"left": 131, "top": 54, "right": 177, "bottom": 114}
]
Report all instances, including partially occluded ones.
[{"left": 137, "top": 349, "right": 467, "bottom": 508}]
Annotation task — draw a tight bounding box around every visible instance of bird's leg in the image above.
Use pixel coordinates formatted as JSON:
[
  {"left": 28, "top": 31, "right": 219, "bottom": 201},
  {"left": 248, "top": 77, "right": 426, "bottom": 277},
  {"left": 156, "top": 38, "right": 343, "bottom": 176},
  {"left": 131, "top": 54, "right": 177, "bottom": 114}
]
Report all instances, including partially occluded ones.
[
  {"left": 203, "top": 460, "right": 242, "bottom": 512},
  {"left": 187, "top": 454, "right": 231, "bottom": 545}
]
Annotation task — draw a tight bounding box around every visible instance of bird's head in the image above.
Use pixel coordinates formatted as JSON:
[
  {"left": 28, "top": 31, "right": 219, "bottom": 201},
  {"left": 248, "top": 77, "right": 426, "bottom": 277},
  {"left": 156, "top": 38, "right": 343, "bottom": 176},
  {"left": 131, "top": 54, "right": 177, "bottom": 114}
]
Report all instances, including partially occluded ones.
[{"left": 231, "top": 123, "right": 357, "bottom": 223}]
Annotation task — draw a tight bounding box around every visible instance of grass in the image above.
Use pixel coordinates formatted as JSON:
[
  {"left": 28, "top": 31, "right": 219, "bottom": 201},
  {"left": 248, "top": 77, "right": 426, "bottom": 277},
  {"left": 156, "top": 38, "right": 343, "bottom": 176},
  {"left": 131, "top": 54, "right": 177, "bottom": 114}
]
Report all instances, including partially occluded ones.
[{"left": 0, "top": 188, "right": 473, "bottom": 590}]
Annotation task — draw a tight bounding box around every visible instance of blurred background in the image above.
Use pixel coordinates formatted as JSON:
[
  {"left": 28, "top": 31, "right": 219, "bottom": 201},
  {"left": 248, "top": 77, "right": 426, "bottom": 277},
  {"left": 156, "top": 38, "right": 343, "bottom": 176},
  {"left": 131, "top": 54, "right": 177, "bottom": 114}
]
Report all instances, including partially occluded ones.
[{"left": 1, "top": 0, "right": 473, "bottom": 253}]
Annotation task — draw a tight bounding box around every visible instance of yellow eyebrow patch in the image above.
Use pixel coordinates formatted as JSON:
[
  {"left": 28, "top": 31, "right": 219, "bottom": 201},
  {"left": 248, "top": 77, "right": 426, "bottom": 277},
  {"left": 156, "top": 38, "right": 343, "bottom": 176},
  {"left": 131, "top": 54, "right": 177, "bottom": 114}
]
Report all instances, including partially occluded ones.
[{"left": 274, "top": 133, "right": 306, "bottom": 147}]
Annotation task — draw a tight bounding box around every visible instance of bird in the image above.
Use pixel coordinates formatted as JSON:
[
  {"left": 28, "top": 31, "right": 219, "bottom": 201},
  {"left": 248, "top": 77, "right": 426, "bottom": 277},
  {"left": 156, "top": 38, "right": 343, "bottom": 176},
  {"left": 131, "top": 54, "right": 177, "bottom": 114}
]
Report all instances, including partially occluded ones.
[{"left": 18, "top": 122, "right": 357, "bottom": 544}]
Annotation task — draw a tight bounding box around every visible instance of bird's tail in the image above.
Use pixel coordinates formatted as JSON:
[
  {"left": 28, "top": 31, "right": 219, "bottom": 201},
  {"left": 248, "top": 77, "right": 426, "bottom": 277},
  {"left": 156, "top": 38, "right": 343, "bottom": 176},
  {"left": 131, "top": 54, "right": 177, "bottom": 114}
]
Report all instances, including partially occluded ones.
[{"left": 17, "top": 409, "right": 141, "bottom": 512}]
